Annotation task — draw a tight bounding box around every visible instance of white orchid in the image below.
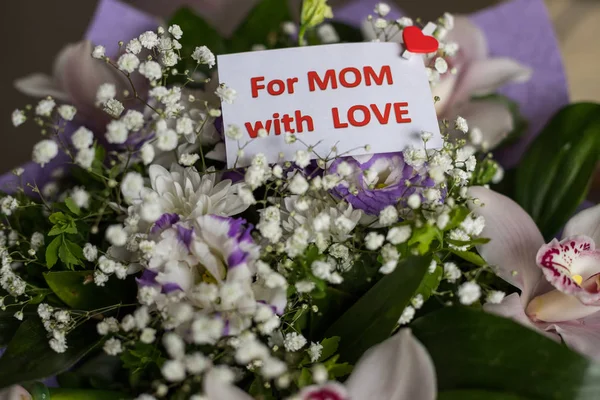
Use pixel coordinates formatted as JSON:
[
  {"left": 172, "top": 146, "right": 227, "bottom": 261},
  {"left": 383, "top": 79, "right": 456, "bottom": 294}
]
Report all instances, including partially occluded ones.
[
  {"left": 204, "top": 329, "right": 436, "bottom": 400},
  {"left": 469, "top": 186, "right": 600, "bottom": 359},
  {"left": 0, "top": 385, "right": 30, "bottom": 400}
]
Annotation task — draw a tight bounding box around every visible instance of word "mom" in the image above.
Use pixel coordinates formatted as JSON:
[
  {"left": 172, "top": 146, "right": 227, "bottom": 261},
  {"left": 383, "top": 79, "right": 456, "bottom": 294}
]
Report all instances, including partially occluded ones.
[{"left": 250, "top": 65, "right": 393, "bottom": 98}]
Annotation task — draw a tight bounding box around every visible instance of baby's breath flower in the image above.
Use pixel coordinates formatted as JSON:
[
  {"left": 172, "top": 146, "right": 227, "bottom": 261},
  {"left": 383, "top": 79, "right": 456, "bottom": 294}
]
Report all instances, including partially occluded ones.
[
  {"left": 374, "top": 2, "right": 391, "bottom": 17},
  {"left": 434, "top": 57, "right": 448, "bottom": 74},
  {"left": 378, "top": 205, "right": 398, "bottom": 227},
  {"left": 71, "top": 186, "right": 90, "bottom": 209},
  {"left": 106, "top": 224, "right": 128, "bottom": 247},
  {"left": 105, "top": 120, "right": 128, "bottom": 144},
  {"left": 92, "top": 45, "right": 106, "bottom": 59},
  {"left": 458, "top": 281, "right": 481, "bottom": 305},
  {"left": 11, "top": 109, "right": 26, "bottom": 127},
  {"left": 103, "top": 338, "right": 123, "bottom": 355},
  {"left": 71, "top": 127, "right": 94, "bottom": 150},
  {"left": 486, "top": 290, "right": 506, "bottom": 304},
  {"left": 117, "top": 53, "right": 140, "bottom": 73},
  {"left": 443, "top": 262, "right": 461, "bottom": 283},
  {"left": 96, "top": 83, "right": 116, "bottom": 104},
  {"left": 57, "top": 105, "right": 77, "bottom": 121},
  {"left": 35, "top": 98, "right": 56, "bottom": 117},
  {"left": 192, "top": 46, "right": 216, "bottom": 68},
  {"left": 75, "top": 148, "right": 95, "bottom": 169},
  {"left": 284, "top": 332, "right": 307, "bottom": 352},
  {"left": 83, "top": 243, "right": 98, "bottom": 262},
  {"left": 288, "top": 174, "right": 309, "bottom": 195},
  {"left": 215, "top": 84, "right": 237, "bottom": 104},
  {"left": 169, "top": 24, "right": 183, "bottom": 39},
  {"left": 139, "top": 31, "right": 159, "bottom": 49},
  {"left": 32, "top": 140, "right": 59, "bottom": 167},
  {"left": 126, "top": 38, "right": 142, "bottom": 54},
  {"left": 398, "top": 306, "right": 415, "bottom": 325},
  {"left": 140, "top": 143, "right": 155, "bottom": 165},
  {"left": 455, "top": 116, "right": 469, "bottom": 133},
  {"left": 139, "top": 61, "right": 163, "bottom": 81},
  {"left": 104, "top": 99, "right": 124, "bottom": 118},
  {"left": 365, "top": 232, "right": 385, "bottom": 250}
]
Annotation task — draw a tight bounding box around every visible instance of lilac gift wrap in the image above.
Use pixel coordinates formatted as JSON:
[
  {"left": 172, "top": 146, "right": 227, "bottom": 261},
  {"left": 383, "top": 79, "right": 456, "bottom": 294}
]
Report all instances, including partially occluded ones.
[
  {"left": 0, "top": 0, "right": 157, "bottom": 195},
  {"left": 334, "top": 0, "right": 569, "bottom": 169}
]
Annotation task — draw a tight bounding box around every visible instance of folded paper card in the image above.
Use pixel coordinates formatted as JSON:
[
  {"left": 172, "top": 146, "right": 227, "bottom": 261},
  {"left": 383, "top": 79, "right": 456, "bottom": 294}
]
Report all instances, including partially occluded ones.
[{"left": 218, "top": 43, "right": 441, "bottom": 168}]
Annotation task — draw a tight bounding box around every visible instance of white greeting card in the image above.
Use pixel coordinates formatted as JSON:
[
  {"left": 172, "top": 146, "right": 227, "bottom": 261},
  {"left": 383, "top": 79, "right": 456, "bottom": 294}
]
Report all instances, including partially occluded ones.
[{"left": 218, "top": 43, "right": 441, "bottom": 168}]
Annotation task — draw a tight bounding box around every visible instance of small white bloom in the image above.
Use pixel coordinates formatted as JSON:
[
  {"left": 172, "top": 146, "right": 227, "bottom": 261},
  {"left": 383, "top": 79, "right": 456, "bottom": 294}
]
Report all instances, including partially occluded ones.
[
  {"left": 104, "top": 99, "right": 124, "bottom": 118},
  {"left": 179, "top": 153, "right": 200, "bottom": 167},
  {"left": 281, "top": 21, "right": 297, "bottom": 35},
  {"left": 105, "top": 120, "right": 129, "bottom": 144},
  {"left": 92, "top": 45, "right": 106, "bottom": 59},
  {"left": 458, "top": 281, "right": 481, "bottom": 305},
  {"left": 387, "top": 225, "right": 411, "bottom": 245},
  {"left": 412, "top": 294, "right": 424, "bottom": 309},
  {"left": 288, "top": 174, "right": 309, "bottom": 195},
  {"left": 156, "top": 129, "right": 178, "bottom": 151},
  {"left": 71, "top": 127, "right": 94, "bottom": 150},
  {"left": 192, "top": 46, "right": 216, "bottom": 68},
  {"left": 215, "top": 85, "right": 237, "bottom": 104},
  {"left": 96, "top": 83, "right": 116, "bottom": 104},
  {"left": 103, "top": 338, "right": 123, "bottom": 355},
  {"left": 118, "top": 53, "right": 140, "bottom": 73},
  {"left": 295, "top": 280, "right": 316, "bottom": 293},
  {"left": 374, "top": 2, "right": 391, "bottom": 16},
  {"left": 434, "top": 57, "right": 448, "bottom": 74},
  {"left": 365, "top": 232, "right": 385, "bottom": 250},
  {"left": 32, "top": 140, "right": 59, "bottom": 167},
  {"left": 14, "top": 310, "right": 23, "bottom": 321},
  {"left": 294, "top": 150, "right": 311, "bottom": 168},
  {"left": 407, "top": 194, "right": 421, "bottom": 209},
  {"left": 470, "top": 127, "right": 483, "bottom": 145},
  {"left": 140, "top": 143, "right": 155, "bottom": 165},
  {"left": 374, "top": 18, "right": 388, "bottom": 29},
  {"left": 396, "top": 17, "right": 413, "bottom": 27},
  {"left": 317, "top": 23, "right": 339, "bottom": 43},
  {"left": 225, "top": 125, "right": 242, "bottom": 140},
  {"left": 139, "top": 60, "right": 163, "bottom": 81},
  {"left": 398, "top": 306, "right": 415, "bottom": 325},
  {"left": 121, "top": 172, "right": 145, "bottom": 201},
  {"left": 443, "top": 262, "right": 461, "bottom": 283},
  {"left": 185, "top": 353, "right": 210, "bottom": 375},
  {"left": 378, "top": 205, "right": 398, "bottom": 227},
  {"left": 122, "top": 110, "right": 145, "bottom": 132},
  {"left": 284, "top": 332, "right": 307, "bottom": 352},
  {"left": 57, "top": 105, "right": 77, "bottom": 121},
  {"left": 169, "top": 24, "right": 183, "bottom": 39},
  {"left": 11, "top": 109, "right": 26, "bottom": 127},
  {"left": 83, "top": 243, "right": 98, "bottom": 262},
  {"left": 140, "top": 327, "right": 157, "bottom": 344},
  {"left": 486, "top": 290, "right": 506, "bottom": 305},
  {"left": 35, "top": 98, "right": 56, "bottom": 117},
  {"left": 162, "top": 360, "right": 186, "bottom": 382},
  {"left": 75, "top": 148, "right": 95, "bottom": 169},
  {"left": 126, "top": 38, "right": 142, "bottom": 54},
  {"left": 455, "top": 116, "right": 469, "bottom": 133},
  {"left": 71, "top": 186, "right": 90, "bottom": 208},
  {"left": 1, "top": 196, "right": 19, "bottom": 216},
  {"left": 308, "top": 342, "right": 323, "bottom": 363},
  {"left": 106, "top": 224, "right": 128, "bottom": 247},
  {"left": 139, "top": 31, "right": 159, "bottom": 49}
]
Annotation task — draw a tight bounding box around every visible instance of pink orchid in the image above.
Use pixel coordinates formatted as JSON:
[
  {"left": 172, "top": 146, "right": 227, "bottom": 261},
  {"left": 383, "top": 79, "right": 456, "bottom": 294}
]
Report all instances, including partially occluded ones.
[
  {"left": 203, "top": 329, "right": 436, "bottom": 400},
  {"left": 0, "top": 385, "right": 31, "bottom": 400},
  {"left": 469, "top": 186, "right": 600, "bottom": 359},
  {"left": 15, "top": 40, "right": 135, "bottom": 129}
]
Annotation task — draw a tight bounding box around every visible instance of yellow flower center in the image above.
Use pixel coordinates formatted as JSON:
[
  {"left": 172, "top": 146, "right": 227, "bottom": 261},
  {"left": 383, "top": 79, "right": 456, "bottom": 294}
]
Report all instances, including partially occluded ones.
[{"left": 572, "top": 274, "right": 583, "bottom": 285}]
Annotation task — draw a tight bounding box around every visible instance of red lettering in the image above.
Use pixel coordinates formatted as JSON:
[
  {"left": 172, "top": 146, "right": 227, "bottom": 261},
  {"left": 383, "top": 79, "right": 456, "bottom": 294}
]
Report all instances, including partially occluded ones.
[
  {"left": 245, "top": 120, "right": 272, "bottom": 138},
  {"left": 394, "top": 102, "right": 411, "bottom": 123},
  {"left": 331, "top": 108, "right": 349, "bottom": 128},
  {"left": 267, "top": 80, "right": 286, "bottom": 96},
  {"left": 282, "top": 114, "right": 295, "bottom": 133},
  {"left": 339, "top": 67, "right": 362, "bottom": 88},
  {"left": 348, "top": 105, "right": 371, "bottom": 127},
  {"left": 272, "top": 113, "right": 281, "bottom": 135},
  {"left": 295, "top": 110, "right": 314, "bottom": 133},
  {"left": 308, "top": 70, "right": 338, "bottom": 91},
  {"left": 250, "top": 76, "right": 265, "bottom": 98},
  {"left": 364, "top": 66, "right": 393, "bottom": 86},
  {"left": 370, "top": 103, "right": 392, "bottom": 124},
  {"left": 287, "top": 78, "right": 299, "bottom": 94}
]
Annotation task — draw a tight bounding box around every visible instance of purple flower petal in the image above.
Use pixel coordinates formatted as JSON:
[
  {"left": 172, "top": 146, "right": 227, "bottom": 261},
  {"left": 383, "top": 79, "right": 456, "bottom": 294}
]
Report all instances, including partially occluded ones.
[
  {"left": 176, "top": 225, "right": 194, "bottom": 250},
  {"left": 136, "top": 269, "right": 158, "bottom": 287},
  {"left": 151, "top": 213, "right": 180, "bottom": 234}
]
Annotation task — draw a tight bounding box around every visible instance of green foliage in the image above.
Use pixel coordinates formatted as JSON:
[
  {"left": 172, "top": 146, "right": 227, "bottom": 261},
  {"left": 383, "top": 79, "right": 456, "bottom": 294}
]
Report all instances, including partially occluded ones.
[
  {"left": 44, "top": 271, "right": 135, "bottom": 310},
  {"left": 412, "top": 307, "right": 600, "bottom": 399},
  {"left": 514, "top": 102, "right": 600, "bottom": 239},
  {"left": 48, "top": 389, "right": 130, "bottom": 400},
  {"left": 414, "top": 263, "right": 443, "bottom": 302},
  {"left": 324, "top": 256, "right": 430, "bottom": 364},
  {"left": 438, "top": 390, "right": 530, "bottom": 400},
  {"left": 121, "top": 342, "right": 164, "bottom": 388},
  {"left": 48, "top": 212, "right": 77, "bottom": 236},
  {"left": 409, "top": 224, "right": 440, "bottom": 255},
  {"left": 0, "top": 319, "right": 101, "bottom": 389}
]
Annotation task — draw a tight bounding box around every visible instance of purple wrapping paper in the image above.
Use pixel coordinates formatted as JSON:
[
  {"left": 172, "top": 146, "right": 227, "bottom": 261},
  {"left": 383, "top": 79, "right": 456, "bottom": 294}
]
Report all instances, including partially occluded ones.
[
  {"left": 334, "top": 0, "right": 569, "bottom": 169},
  {"left": 0, "top": 0, "right": 158, "bottom": 195}
]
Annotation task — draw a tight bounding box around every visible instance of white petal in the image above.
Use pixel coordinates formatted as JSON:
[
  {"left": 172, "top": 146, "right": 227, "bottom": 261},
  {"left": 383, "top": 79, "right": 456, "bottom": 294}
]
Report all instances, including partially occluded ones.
[
  {"left": 0, "top": 385, "right": 32, "bottom": 400},
  {"left": 526, "top": 289, "right": 600, "bottom": 323},
  {"left": 454, "top": 58, "right": 532, "bottom": 103},
  {"left": 563, "top": 204, "right": 600, "bottom": 245},
  {"left": 346, "top": 329, "right": 436, "bottom": 400},
  {"left": 468, "top": 187, "right": 550, "bottom": 303},
  {"left": 204, "top": 376, "right": 252, "bottom": 400},
  {"left": 14, "top": 74, "right": 70, "bottom": 101},
  {"left": 445, "top": 16, "right": 488, "bottom": 63},
  {"left": 552, "top": 317, "right": 600, "bottom": 360},
  {"left": 451, "top": 99, "right": 513, "bottom": 149}
]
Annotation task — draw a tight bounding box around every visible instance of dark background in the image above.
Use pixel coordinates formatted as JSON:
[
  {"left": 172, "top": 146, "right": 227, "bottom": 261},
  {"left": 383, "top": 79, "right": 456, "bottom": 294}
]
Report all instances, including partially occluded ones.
[{"left": 0, "top": 0, "right": 548, "bottom": 175}]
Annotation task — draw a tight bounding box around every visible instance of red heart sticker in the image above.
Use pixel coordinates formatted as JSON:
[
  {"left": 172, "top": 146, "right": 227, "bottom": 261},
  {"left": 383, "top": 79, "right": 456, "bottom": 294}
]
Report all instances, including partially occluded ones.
[{"left": 402, "top": 26, "right": 439, "bottom": 54}]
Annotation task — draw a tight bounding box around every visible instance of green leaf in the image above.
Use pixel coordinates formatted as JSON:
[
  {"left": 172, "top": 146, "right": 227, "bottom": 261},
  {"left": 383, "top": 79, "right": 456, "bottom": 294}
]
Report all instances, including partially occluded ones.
[
  {"left": 58, "top": 239, "right": 84, "bottom": 269},
  {"left": 324, "top": 256, "right": 430, "bottom": 364},
  {"left": 64, "top": 198, "right": 81, "bottom": 216},
  {"left": 48, "top": 389, "right": 130, "bottom": 400},
  {"left": 44, "top": 271, "right": 135, "bottom": 310},
  {"left": 415, "top": 264, "right": 442, "bottom": 302},
  {"left": 229, "top": 0, "right": 293, "bottom": 52},
  {"left": 45, "top": 236, "right": 61, "bottom": 268},
  {"left": 318, "top": 337, "right": 340, "bottom": 362},
  {"left": 408, "top": 225, "right": 440, "bottom": 255},
  {"left": 0, "top": 319, "right": 101, "bottom": 389},
  {"left": 438, "top": 390, "right": 531, "bottom": 400},
  {"left": 412, "top": 307, "right": 600, "bottom": 399},
  {"left": 449, "top": 250, "right": 487, "bottom": 267},
  {"left": 298, "top": 368, "right": 312, "bottom": 388},
  {"left": 514, "top": 103, "right": 600, "bottom": 238}
]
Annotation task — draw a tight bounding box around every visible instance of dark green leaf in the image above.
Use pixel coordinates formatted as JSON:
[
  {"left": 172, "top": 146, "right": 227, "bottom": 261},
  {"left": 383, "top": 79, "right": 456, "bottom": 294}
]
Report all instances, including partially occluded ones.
[
  {"left": 44, "top": 271, "right": 135, "bottom": 310},
  {"left": 65, "top": 198, "right": 81, "bottom": 216},
  {"left": 45, "top": 236, "right": 61, "bottom": 268},
  {"left": 449, "top": 250, "right": 487, "bottom": 267},
  {"left": 318, "top": 337, "right": 340, "bottom": 362},
  {"left": 229, "top": 0, "right": 293, "bottom": 52},
  {"left": 415, "top": 264, "right": 442, "bottom": 302},
  {"left": 412, "top": 307, "right": 600, "bottom": 399},
  {"left": 58, "top": 239, "right": 84, "bottom": 269},
  {"left": 0, "top": 319, "right": 101, "bottom": 389},
  {"left": 438, "top": 390, "right": 531, "bottom": 400},
  {"left": 324, "top": 256, "right": 430, "bottom": 364},
  {"left": 169, "top": 8, "right": 227, "bottom": 58},
  {"left": 515, "top": 103, "right": 600, "bottom": 238},
  {"left": 298, "top": 368, "right": 312, "bottom": 388},
  {"left": 48, "top": 389, "right": 129, "bottom": 400}
]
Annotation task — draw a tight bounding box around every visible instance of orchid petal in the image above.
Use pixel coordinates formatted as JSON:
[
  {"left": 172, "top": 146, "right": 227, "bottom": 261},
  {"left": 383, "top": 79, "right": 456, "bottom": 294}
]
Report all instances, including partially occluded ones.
[
  {"left": 204, "top": 375, "right": 252, "bottom": 400},
  {"left": 553, "top": 320, "right": 600, "bottom": 360},
  {"left": 451, "top": 98, "right": 513, "bottom": 149},
  {"left": 0, "top": 385, "right": 32, "bottom": 400},
  {"left": 431, "top": 73, "right": 458, "bottom": 116},
  {"left": 346, "top": 329, "right": 436, "bottom": 400},
  {"left": 468, "top": 186, "right": 550, "bottom": 303},
  {"left": 14, "top": 74, "right": 70, "bottom": 101},
  {"left": 563, "top": 204, "right": 600, "bottom": 245},
  {"left": 445, "top": 16, "right": 488, "bottom": 64},
  {"left": 526, "top": 289, "right": 600, "bottom": 323},
  {"left": 454, "top": 58, "right": 532, "bottom": 104}
]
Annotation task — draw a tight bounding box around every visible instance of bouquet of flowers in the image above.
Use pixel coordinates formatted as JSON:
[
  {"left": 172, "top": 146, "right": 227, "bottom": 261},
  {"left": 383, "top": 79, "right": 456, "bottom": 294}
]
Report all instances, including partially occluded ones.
[{"left": 0, "top": 0, "right": 599, "bottom": 399}]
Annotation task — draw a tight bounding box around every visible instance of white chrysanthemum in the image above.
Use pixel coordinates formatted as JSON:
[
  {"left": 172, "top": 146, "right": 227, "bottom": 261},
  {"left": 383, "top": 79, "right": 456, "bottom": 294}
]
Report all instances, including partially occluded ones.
[
  {"left": 146, "top": 164, "right": 249, "bottom": 218},
  {"left": 32, "top": 140, "right": 59, "bottom": 167}
]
